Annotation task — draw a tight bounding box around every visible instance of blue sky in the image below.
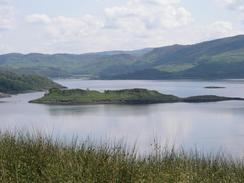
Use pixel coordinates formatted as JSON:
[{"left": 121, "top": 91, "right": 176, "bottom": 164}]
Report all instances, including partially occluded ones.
[{"left": 0, "top": 0, "right": 244, "bottom": 53}]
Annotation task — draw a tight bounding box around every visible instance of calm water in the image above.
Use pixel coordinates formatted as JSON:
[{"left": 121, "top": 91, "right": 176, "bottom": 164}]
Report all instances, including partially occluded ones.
[{"left": 1, "top": 79, "right": 244, "bottom": 157}]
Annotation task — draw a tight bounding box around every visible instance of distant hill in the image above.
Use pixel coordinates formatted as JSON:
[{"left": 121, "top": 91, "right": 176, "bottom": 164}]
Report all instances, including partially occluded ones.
[
  {"left": 106, "top": 35, "right": 244, "bottom": 79},
  {"left": 0, "top": 71, "right": 63, "bottom": 94},
  {"left": 0, "top": 52, "right": 141, "bottom": 78},
  {"left": 87, "top": 48, "right": 153, "bottom": 57},
  {"left": 1, "top": 35, "right": 244, "bottom": 79}
]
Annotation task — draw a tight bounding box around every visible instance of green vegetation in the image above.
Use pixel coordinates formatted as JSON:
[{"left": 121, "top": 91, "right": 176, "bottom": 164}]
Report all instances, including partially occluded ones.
[
  {"left": 30, "top": 88, "right": 244, "bottom": 105},
  {"left": 183, "top": 95, "right": 242, "bottom": 103},
  {"left": 30, "top": 88, "right": 180, "bottom": 105},
  {"left": 1, "top": 35, "right": 244, "bottom": 79},
  {"left": 155, "top": 64, "right": 195, "bottom": 73},
  {"left": 201, "top": 48, "right": 244, "bottom": 64},
  {"left": 0, "top": 53, "right": 140, "bottom": 78},
  {"left": 0, "top": 131, "right": 244, "bottom": 182},
  {"left": 0, "top": 71, "right": 63, "bottom": 94},
  {"left": 106, "top": 35, "right": 244, "bottom": 79}
]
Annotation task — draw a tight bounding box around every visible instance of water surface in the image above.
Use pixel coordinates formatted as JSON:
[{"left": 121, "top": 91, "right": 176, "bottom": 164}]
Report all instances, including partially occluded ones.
[{"left": 1, "top": 79, "right": 244, "bottom": 156}]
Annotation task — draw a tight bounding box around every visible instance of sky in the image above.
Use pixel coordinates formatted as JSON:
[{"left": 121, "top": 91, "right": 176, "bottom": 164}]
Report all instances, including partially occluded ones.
[{"left": 0, "top": 0, "right": 244, "bottom": 53}]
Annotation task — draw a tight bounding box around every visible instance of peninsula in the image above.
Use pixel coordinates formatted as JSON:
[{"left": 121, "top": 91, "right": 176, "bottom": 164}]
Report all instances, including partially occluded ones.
[
  {"left": 0, "top": 71, "right": 64, "bottom": 95},
  {"left": 30, "top": 88, "right": 244, "bottom": 105}
]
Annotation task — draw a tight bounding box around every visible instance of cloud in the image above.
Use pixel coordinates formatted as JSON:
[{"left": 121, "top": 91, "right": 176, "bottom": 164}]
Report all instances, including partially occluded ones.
[
  {"left": 26, "top": 14, "right": 104, "bottom": 42},
  {"left": 208, "top": 21, "right": 234, "bottom": 37},
  {"left": 137, "top": 20, "right": 238, "bottom": 49},
  {"left": 26, "top": 14, "right": 52, "bottom": 24},
  {"left": 0, "top": 0, "right": 15, "bottom": 30},
  {"left": 191, "top": 21, "right": 241, "bottom": 43},
  {"left": 20, "top": 0, "right": 242, "bottom": 53},
  {"left": 0, "top": 0, "right": 11, "bottom": 5},
  {"left": 104, "top": 0, "right": 193, "bottom": 34},
  {"left": 26, "top": 0, "right": 193, "bottom": 41},
  {"left": 216, "top": 0, "right": 244, "bottom": 26},
  {"left": 218, "top": 0, "right": 244, "bottom": 12}
]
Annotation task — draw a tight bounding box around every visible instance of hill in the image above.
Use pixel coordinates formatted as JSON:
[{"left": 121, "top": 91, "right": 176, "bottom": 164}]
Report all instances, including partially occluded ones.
[
  {"left": 1, "top": 35, "right": 244, "bottom": 79},
  {"left": 0, "top": 71, "right": 63, "bottom": 94},
  {"left": 105, "top": 35, "right": 244, "bottom": 79},
  {"left": 0, "top": 53, "right": 141, "bottom": 78}
]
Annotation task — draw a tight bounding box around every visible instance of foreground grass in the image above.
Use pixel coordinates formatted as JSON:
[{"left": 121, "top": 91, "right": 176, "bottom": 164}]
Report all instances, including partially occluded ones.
[{"left": 0, "top": 133, "right": 244, "bottom": 182}]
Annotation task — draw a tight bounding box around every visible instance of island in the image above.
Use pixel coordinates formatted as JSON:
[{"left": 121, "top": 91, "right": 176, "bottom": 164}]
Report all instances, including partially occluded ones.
[
  {"left": 30, "top": 88, "right": 244, "bottom": 105},
  {"left": 204, "top": 86, "right": 226, "bottom": 89}
]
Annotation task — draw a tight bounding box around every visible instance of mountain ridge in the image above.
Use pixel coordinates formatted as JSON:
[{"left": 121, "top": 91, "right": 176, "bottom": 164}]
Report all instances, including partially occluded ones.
[{"left": 1, "top": 34, "right": 244, "bottom": 79}]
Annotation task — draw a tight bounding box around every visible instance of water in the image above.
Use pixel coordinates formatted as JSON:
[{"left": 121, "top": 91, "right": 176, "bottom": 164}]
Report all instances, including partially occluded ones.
[{"left": 1, "top": 79, "right": 244, "bottom": 157}]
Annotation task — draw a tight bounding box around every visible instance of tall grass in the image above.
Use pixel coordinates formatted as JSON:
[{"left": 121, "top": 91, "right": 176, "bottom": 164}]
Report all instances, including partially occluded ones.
[{"left": 0, "top": 132, "right": 244, "bottom": 182}]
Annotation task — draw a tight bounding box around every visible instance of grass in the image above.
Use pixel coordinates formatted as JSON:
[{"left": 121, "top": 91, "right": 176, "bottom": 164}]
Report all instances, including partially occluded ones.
[{"left": 0, "top": 132, "right": 244, "bottom": 182}]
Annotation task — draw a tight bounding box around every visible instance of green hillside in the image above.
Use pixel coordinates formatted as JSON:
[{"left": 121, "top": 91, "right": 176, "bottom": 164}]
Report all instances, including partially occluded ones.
[
  {"left": 0, "top": 53, "right": 140, "bottom": 78},
  {"left": 1, "top": 35, "right": 244, "bottom": 79},
  {"left": 0, "top": 71, "right": 63, "bottom": 94},
  {"left": 107, "top": 35, "right": 244, "bottom": 79}
]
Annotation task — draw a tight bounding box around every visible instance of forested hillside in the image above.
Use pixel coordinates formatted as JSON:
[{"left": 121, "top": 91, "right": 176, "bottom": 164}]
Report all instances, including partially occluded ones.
[
  {"left": 0, "top": 71, "right": 63, "bottom": 94},
  {"left": 1, "top": 35, "right": 244, "bottom": 79}
]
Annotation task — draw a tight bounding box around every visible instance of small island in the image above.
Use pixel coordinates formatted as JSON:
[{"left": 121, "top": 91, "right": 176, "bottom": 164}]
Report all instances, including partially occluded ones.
[
  {"left": 204, "top": 86, "right": 226, "bottom": 89},
  {"left": 30, "top": 88, "right": 244, "bottom": 105}
]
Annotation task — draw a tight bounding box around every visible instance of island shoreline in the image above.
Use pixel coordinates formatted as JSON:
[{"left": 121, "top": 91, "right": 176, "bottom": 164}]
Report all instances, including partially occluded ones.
[{"left": 30, "top": 88, "right": 244, "bottom": 105}]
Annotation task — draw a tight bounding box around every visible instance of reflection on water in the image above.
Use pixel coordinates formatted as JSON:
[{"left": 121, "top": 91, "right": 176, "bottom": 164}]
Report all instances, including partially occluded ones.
[
  {"left": 1, "top": 80, "right": 244, "bottom": 156},
  {"left": 47, "top": 104, "right": 159, "bottom": 117}
]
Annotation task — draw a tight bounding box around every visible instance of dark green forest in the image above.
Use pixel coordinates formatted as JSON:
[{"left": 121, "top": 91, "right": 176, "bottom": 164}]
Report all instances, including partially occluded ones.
[{"left": 0, "top": 71, "right": 62, "bottom": 94}]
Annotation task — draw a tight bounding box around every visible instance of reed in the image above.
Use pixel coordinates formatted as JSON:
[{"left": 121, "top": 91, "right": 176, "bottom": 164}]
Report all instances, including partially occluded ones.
[{"left": 0, "top": 131, "right": 243, "bottom": 182}]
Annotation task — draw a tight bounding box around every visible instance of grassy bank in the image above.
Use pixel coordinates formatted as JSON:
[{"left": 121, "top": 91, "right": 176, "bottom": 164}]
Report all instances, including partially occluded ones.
[{"left": 0, "top": 132, "right": 244, "bottom": 182}]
